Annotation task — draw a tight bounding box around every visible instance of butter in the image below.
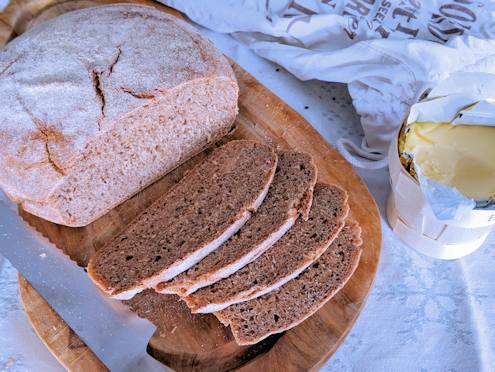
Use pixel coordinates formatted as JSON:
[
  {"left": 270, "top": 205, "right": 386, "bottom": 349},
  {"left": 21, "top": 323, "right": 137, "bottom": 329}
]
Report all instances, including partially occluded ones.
[{"left": 402, "top": 122, "right": 495, "bottom": 202}]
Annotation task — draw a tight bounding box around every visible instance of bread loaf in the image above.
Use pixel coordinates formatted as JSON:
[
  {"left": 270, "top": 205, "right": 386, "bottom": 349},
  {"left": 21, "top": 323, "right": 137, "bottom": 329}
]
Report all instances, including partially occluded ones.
[{"left": 0, "top": 4, "right": 238, "bottom": 226}]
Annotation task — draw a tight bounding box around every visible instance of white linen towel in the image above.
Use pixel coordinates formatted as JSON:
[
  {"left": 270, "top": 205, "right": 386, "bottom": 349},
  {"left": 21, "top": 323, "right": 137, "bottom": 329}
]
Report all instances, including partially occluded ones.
[{"left": 161, "top": 0, "right": 495, "bottom": 168}]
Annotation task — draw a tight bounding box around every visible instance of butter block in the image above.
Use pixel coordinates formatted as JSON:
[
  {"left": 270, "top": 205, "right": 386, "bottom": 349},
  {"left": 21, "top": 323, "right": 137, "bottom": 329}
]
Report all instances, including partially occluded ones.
[{"left": 402, "top": 122, "right": 495, "bottom": 202}]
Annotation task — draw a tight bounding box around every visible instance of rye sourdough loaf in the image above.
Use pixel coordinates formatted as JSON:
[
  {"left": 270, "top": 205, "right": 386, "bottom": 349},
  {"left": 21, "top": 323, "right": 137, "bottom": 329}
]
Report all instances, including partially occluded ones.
[
  {"left": 87, "top": 140, "right": 277, "bottom": 300},
  {"left": 184, "top": 183, "right": 349, "bottom": 313},
  {"left": 155, "top": 150, "right": 317, "bottom": 296},
  {"left": 216, "top": 222, "right": 363, "bottom": 345},
  {"left": 0, "top": 4, "right": 238, "bottom": 226}
]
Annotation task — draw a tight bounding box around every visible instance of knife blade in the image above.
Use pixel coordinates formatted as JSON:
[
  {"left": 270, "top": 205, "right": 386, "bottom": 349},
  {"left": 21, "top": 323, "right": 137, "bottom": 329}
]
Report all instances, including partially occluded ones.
[{"left": 0, "top": 191, "right": 166, "bottom": 372}]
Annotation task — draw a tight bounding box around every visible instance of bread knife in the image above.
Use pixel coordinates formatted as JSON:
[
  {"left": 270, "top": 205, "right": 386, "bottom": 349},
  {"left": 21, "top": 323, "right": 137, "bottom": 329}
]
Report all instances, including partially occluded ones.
[{"left": 0, "top": 191, "right": 166, "bottom": 372}]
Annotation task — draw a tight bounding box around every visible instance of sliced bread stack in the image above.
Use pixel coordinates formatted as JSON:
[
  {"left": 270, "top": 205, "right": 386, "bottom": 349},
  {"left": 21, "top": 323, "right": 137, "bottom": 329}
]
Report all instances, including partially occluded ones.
[
  {"left": 216, "top": 222, "right": 363, "bottom": 345},
  {"left": 155, "top": 150, "right": 318, "bottom": 296},
  {"left": 184, "top": 183, "right": 349, "bottom": 313},
  {"left": 88, "top": 140, "right": 363, "bottom": 345},
  {"left": 87, "top": 140, "right": 277, "bottom": 299}
]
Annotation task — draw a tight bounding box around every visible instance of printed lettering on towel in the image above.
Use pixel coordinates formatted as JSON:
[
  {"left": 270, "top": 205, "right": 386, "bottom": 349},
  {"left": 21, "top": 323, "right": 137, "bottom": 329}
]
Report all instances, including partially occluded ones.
[{"left": 273, "top": 0, "right": 480, "bottom": 43}]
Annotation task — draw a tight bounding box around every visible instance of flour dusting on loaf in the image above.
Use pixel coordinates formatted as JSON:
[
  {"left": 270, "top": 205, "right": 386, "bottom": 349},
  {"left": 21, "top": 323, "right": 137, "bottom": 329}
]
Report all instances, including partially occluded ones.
[{"left": 0, "top": 4, "right": 238, "bottom": 226}]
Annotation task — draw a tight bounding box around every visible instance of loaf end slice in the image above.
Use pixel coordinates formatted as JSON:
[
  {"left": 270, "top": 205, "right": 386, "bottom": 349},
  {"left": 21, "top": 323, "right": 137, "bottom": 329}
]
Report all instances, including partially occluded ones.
[
  {"left": 155, "top": 151, "right": 317, "bottom": 296},
  {"left": 216, "top": 221, "right": 363, "bottom": 345},
  {"left": 184, "top": 183, "right": 349, "bottom": 313},
  {"left": 87, "top": 140, "right": 277, "bottom": 299}
]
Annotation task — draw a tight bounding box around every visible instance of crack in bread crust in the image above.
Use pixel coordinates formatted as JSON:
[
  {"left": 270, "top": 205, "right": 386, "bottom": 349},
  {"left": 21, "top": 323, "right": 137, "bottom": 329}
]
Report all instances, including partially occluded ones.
[
  {"left": 89, "top": 69, "right": 106, "bottom": 130},
  {"left": 16, "top": 96, "right": 66, "bottom": 176},
  {"left": 108, "top": 46, "right": 122, "bottom": 75}
]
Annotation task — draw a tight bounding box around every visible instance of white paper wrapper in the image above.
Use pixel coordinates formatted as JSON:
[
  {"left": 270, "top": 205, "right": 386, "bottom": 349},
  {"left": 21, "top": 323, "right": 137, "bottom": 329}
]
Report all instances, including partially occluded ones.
[
  {"left": 404, "top": 71, "right": 495, "bottom": 222},
  {"left": 407, "top": 72, "right": 495, "bottom": 125}
]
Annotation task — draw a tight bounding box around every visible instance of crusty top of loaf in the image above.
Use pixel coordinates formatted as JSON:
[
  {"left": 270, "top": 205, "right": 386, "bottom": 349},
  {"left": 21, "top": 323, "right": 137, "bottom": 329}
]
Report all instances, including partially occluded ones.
[{"left": 0, "top": 4, "right": 235, "bottom": 202}]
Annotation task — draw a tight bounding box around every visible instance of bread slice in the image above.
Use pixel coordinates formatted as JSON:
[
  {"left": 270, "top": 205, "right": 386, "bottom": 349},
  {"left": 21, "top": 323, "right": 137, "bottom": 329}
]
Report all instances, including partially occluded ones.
[
  {"left": 155, "top": 151, "right": 317, "bottom": 296},
  {"left": 216, "top": 222, "right": 363, "bottom": 345},
  {"left": 87, "top": 141, "right": 277, "bottom": 300},
  {"left": 0, "top": 4, "right": 238, "bottom": 226},
  {"left": 184, "top": 183, "right": 349, "bottom": 313},
  {"left": 123, "top": 289, "right": 212, "bottom": 333}
]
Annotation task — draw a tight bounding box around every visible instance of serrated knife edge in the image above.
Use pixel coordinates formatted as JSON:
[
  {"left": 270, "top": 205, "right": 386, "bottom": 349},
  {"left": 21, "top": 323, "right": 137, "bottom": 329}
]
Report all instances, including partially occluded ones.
[{"left": 0, "top": 191, "right": 165, "bottom": 372}]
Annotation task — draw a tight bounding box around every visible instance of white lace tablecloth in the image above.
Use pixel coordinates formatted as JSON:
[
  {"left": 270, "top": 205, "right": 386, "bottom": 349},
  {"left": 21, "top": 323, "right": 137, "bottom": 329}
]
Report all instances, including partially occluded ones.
[{"left": 0, "top": 13, "right": 494, "bottom": 372}]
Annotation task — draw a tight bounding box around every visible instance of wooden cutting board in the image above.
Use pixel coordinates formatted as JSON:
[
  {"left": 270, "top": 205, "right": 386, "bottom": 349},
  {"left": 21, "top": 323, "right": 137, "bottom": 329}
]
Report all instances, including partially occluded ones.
[{"left": 1, "top": 1, "right": 382, "bottom": 371}]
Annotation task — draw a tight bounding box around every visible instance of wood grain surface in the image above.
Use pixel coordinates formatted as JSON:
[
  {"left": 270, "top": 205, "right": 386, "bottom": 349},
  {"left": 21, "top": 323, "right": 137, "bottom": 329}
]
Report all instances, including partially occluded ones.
[
  {"left": 18, "top": 275, "right": 109, "bottom": 372},
  {"left": 3, "top": 1, "right": 382, "bottom": 371}
]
